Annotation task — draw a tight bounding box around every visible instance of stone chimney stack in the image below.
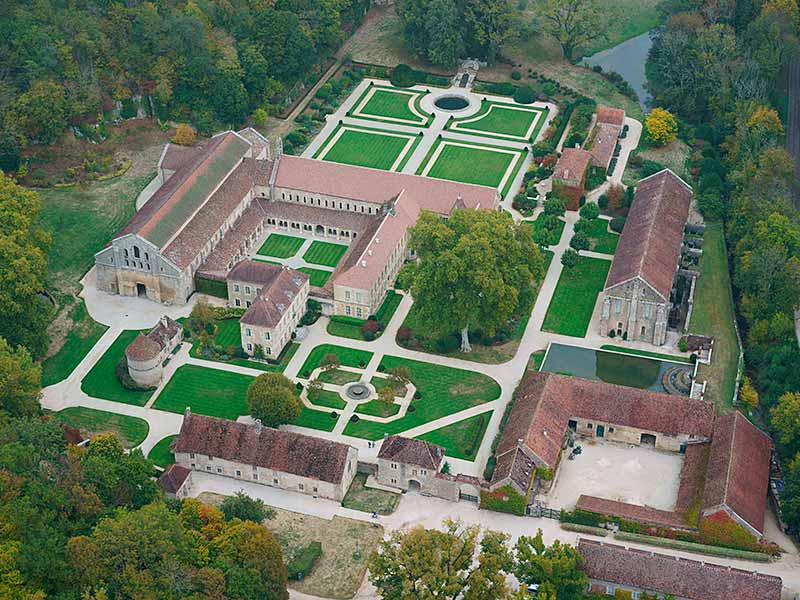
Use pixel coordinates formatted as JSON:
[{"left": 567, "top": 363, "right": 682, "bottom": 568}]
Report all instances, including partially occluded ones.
[{"left": 254, "top": 418, "right": 263, "bottom": 434}]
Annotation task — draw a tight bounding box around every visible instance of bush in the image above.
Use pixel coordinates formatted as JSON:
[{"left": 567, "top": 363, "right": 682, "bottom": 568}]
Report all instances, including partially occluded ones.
[
  {"left": 606, "top": 157, "right": 618, "bottom": 176},
  {"left": 435, "top": 334, "right": 460, "bottom": 353},
  {"left": 350, "top": 414, "right": 359, "bottom": 423},
  {"left": 579, "top": 202, "right": 599, "bottom": 219},
  {"left": 513, "top": 85, "right": 536, "bottom": 104},
  {"left": 287, "top": 541, "right": 323, "bottom": 580},
  {"left": 645, "top": 107, "right": 678, "bottom": 145},
  {"left": 397, "top": 326, "right": 412, "bottom": 342},
  {"left": 640, "top": 159, "right": 665, "bottom": 178},
  {"left": 544, "top": 197, "right": 565, "bottom": 217},
  {"left": 678, "top": 338, "right": 689, "bottom": 352},
  {"left": 414, "top": 390, "right": 422, "bottom": 400},
  {"left": 480, "top": 485, "right": 527, "bottom": 516},
  {"left": 172, "top": 124, "right": 196, "bottom": 146},
  {"left": 570, "top": 230, "right": 590, "bottom": 251},
  {"left": 220, "top": 491, "right": 273, "bottom": 523},
  {"left": 395, "top": 263, "right": 417, "bottom": 291},
  {"left": 560, "top": 509, "right": 603, "bottom": 527},
  {"left": 511, "top": 70, "right": 522, "bottom": 80},
  {"left": 121, "top": 98, "right": 137, "bottom": 119},
  {"left": 610, "top": 217, "right": 626, "bottom": 233},
  {"left": 597, "top": 194, "right": 609, "bottom": 209},
  {"left": 390, "top": 64, "right": 416, "bottom": 88},
  {"left": 560, "top": 523, "right": 608, "bottom": 537}
]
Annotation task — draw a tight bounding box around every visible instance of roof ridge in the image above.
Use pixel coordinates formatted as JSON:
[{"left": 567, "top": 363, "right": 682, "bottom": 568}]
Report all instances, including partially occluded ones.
[
  {"left": 634, "top": 174, "right": 667, "bottom": 285},
  {"left": 721, "top": 412, "right": 737, "bottom": 505}
]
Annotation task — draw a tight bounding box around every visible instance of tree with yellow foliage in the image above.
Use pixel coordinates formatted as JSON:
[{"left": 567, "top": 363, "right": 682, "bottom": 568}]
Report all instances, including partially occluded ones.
[
  {"left": 171, "top": 123, "right": 196, "bottom": 146},
  {"left": 738, "top": 376, "right": 759, "bottom": 410},
  {"left": 645, "top": 107, "right": 678, "bottom": 146}
]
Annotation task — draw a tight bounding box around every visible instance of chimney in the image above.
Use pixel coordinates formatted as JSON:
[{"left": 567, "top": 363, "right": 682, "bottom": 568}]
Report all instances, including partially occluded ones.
[
  {"left": 184, "top": 406, "right": 191, "bottom": 418},
  {"left": 254, "top": 418, "right": 263, "bottom": 434}
]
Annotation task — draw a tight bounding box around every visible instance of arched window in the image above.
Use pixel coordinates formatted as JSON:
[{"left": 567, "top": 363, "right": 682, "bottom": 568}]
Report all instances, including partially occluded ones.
[{"left": 133, "top": 246, "right": 140, "bottom": 259}]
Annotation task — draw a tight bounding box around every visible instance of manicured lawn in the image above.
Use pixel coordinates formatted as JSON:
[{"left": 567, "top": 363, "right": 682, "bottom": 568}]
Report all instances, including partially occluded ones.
[
  {"left": 148, "top": 435, "right": 177, "bottom": 468},
  {"left": 215, "top": 318, "right": 241, "bottom": 348},
  {"left": 257, "top": 233, "right": 305, "bottom": 259},
  {"left": 529, "top": 350, "right": 547, "bottom": 371},
  {"left": 375, "top": 291, "right": 402, "bottom": 324},
  {"left": 308, "top": 389, "right": 347, "bottom": 410},
  {"left": 582, "top": 218, "right": 620, "bottom": 255},
  {"left": 542, "top": 256, "right": 611, "bottom": 337},
  {"left": 344, "top": 356, "right": 500, "bottom": 439},
  {"left": 81, "top": 329, "right": 154, "bottom": 406},
  {"left": 318, "top": 368, "right": 362, "bottom": 385},
  {"left": 371, "top": 375, "right": 407, "bottom": 397},
  {"left": 355, "top": 399, "right": 400, "bottom": 418},
  {"left": 303, "top": 241, "right": 348, "bottom": 267},
  {"left": 419, "top": 139, "right": 524, "bottom": 196},
  {"left": 600, "top": 345, "right": 692, "bottom": 363},
  {"left": 327, "top": 317, "right": 366, "bottom": 340},
  {"left": 190, "top": 322, "right": 299, "bottom": 373},
  {"left": 451, "top": 102, "right": 548, "bottom": 141},
  {"left": 54, "top": 407, "right": 149, "bottom": 449},
  {"left": 294, "top": 407, "right": 338, "bottom": 432},
  {"left": 299, "top": 344, "right": 373, "bottom": 377},
  {"left": 357, "top": 88, "right": 426, "bottom": 122},
  {"left": 42, "top": 299, "right": 108, "bottom": 386},
  {"left": 317, "top": 125, "right": 417, "bottom": 171},
  {"left": 690, "top": 223, "right": 740, "bottom": 412},
  {"left": 153, "top": 365, "right": 253, "bottom": 420},
  {"left": 342, "top": 472, "right": 400, "bottom": 515},
  {"left": 298, "top": 267, "right": 332, "bottom": 287},
  {"left": 417, "top": 411, "right": 492, "bottom": 461}
]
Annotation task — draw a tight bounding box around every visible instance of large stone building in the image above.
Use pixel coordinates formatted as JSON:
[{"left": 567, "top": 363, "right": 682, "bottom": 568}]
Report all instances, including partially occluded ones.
[
  {"left": 226, "top": 260, "right": 309, "bottom": 358},
  {"left": 124, "top": 316, "right": 183, "bottom": 387},
  {"left": 171, "top": 410, "right": 358, "bottom": 502},
  {"left": 96, "top": 129, "right": 498, "bottom": 317},
  {"left": 552, "top": 147, "right": 593, "bottom": 210},
  {"left": 578, "top": 539, "right": 782, "bottom": 599},
  {"left": 599, "top": 169, "right": 692, "bottom": 346},
  {"left": 587, "top": 106, "right": 625, "bottom": 171}
]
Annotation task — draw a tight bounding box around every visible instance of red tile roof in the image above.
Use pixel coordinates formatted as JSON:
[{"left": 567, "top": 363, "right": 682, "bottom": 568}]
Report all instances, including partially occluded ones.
[
  {"left": 604, "top": 169, "right": 692, "bottom": 300},
  {"left": 553, "top": 148, "right": 592, "bottom": 186},
  {"left": 378, "top": 435, "right": 445, "bottom": 470},
  {"left": 578, "top": 539, "right": 782, "bottom": 600},
  {"left": 172, "top": 412, "right": 353, "bottom": 484},
  {"left": 596, "top": 106, "right": 626, "bottom": 126},
  {"left": 702, "top": 412, "right": 771, "bottom": 535},
  {"left": 491, "top": 372, "right": 715, "bottom": 488},
  {"left": 198, "top": 203, "right": 266, "bottom": 278},
  {"left": 576, "top": 495, "right": 690, "bottom": 529},
  {"left": 232, "top": 260, "right": 308, "bottom": 329},
  {"left": 160, "top": 143, "right": 204, "bottom": 172},
  {"left": 588, "top": 123, "right": 620, "bottom": 169},
  {"left": 157, "top": 464, "right": 191, "bottom": 495},
  {"left": 126, "top": 316, "right": 182, "bottom": 361}
]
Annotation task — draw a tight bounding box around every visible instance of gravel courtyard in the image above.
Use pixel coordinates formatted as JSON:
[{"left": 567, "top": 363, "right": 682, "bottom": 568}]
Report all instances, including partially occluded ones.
[{"left": 544, "top": 439, "right": 684, "bottom": 511}]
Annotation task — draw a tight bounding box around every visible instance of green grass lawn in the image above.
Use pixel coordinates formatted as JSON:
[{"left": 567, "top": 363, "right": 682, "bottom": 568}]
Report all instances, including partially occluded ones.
[
  {"left": 416, "top": 411, "right": 492, "bottom": 461},
  {"left": 452, "top": 102, "right": 547, "bottom": 140},
  {"left": 190, "top": 321, "right": 299, "bottom": 373},
  {"left": 257, "top": 233, "right": 305, "bottom": 259},
  {"left": 81, "top": 329, "right": 154, "bottom": 406},
  {"left": 42, "top": 299, "right": 108, "bottom": 386},
  {"left": 294, "top": 407, "right": 338, "bottom": 432},
  {"left": 318, "top": 126, "right": 416, "bottom": 171},
  {"left": 525, "top": 214, "right": 566, "bottom": 244},
  {"left": 317, "top": 368, "right": 362, "bottom": 385},
  {"left": 356, "top": 87, "right": 429, "bottom": 124},
  {"left": 303, "top": 241, "right": 348, "bottom": 268},
  {"left": 326, "top": 291, "right": 403, "bottom": 340},
  {"left": 375, "top": 291, "right": 402, "bottom": 324},
  {"left": 326, "top": 318, "right": 366, "bottom": 340},
  {"left": 355, "top": 399, "right": 401, "bottom": 418},
  {"left": 600, "top": 345, "right": 692, "bottom": 363},
  {"left": 344, "top": 356, "right": 500, "bottom": 439},
  {"left": 370, "top": 376, "right": 407, "bottom": 397},
  {"left": 690, "top": 223, "right": 740, "bottom": 412},
  {"left": 542, "top": 256, "right": 611, "bottom": 337},
  {"left": 299, "top": 345, "right": 374, "bottom": 377},
  {"left": 420, "top": 140, "right": 523, "bottom": 196},
  {"left": 148, "top": 435, "right": 177, "bottom": 468},
  {"left": 153, "top": 365, "right": 253, "bottom": 420},
  {"left": 583, "top": 218, "right": 620, "bottom": 254},
  {"left": 54, "top": 407, "right": 149, "bottom": 449},
  {"left": 308, "top": 389, "right": 347, "bottom": 410},
  {"left": 298, "top": 267, "right": 332, "bottom": 287},
  {"left": 529, "top": 350, "right": 547, "bottom": 371},
  {"left": 342, "top": 472, "right": 400, "bottom": 515},
  {"left": 215, "top": 318, "right": 241, "bottom": 348}
]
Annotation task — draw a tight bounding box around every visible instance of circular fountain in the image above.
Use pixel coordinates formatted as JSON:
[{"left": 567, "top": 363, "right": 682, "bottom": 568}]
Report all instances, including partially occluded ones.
[
  {"left": 434, "top": 95, "right": 470, "bottom": 111},
  {"left": 345, "top": 382, "right": 371, "bottom": 401}
]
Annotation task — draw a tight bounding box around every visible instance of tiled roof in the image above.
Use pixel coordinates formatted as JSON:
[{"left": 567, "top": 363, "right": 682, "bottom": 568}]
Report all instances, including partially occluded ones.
[
  {"left": 553, "top": 148, "right": 592, "bottom": 184},
  {"left": 125, "top": 316, "right": 182, "bottom": 360},
  {"left": 234, "top": 261, "right": 308, "bottom": 328},
  {"left": 605, "top": 169, "right": 692, "bottom": 300},
  {"left": 260, "top": 198, "right": 380, "bottom": 232},
  {"left": 160, "top": 143, "right": 204, "bottom": 172},
  {"left": 198, "top": 203, "right": 265, "bottom": 279},
  {"left": 491, "top": 446, "right": 535, "bottom": 493},
  {"left": 274, "top": 155, "right": 498, "bottom": 214},
  {"left": 377, "top": 435, "right": 445, "bottom": 470},
  {"left": 578, "top": 539, "right": 782, "bottom": 600},
  {"left": 576, "top": 495, "right": 690, "bottom": 529},
  {"left": 589, "top": 123, "right": 620, "bottom": 169},
  {"left": 675, "top": 442, "right": 710, "bottom": 517},
  {"left": 157, "top": 464, "right": 191, "bottom": 495},
  {"left": 596, "top": 106, "right": 626, "bottom": 126},
  {"left": 173, "top": 412, "right": 353, "bottom": 484},
  {"left": 491, "top": 372, "right": 715, "bottom": 487},
  {"left": 702, "top": 412, "right": 771, "bottom": 535}
]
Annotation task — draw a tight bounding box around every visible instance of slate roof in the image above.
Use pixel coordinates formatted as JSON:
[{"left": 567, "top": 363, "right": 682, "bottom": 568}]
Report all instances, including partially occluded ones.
[
  {"left": 232, "top": 260, "right": 308, "bottom": 329},
  {"left": 172, "top": 412, "right": 353, "bottom": 484},
  {"left": 578, "top": 539, "right": 782, "bottom": 600},
  {"left": 604, "top": 169, "right": 692, "bottom": 300},
  {"left": 491, "top": 372, "right": 715, "bottom": 488},
  {"left": 378, "top": 435, "right": 445, "bottom": 470},
  {"left": 702, "top": 411, "right": 771, "bottom": 535},
  {"left": 553, "top": 148, "right": 593, "bottom": 185},
  {"left": 157, "top": 464, "right": 191, "bottom": 495}
]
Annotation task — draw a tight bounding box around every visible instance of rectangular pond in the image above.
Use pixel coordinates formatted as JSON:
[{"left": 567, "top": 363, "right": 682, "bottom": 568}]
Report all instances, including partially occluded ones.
[{"left": 539, "top": 343, "right": 692, "bottom": 396}]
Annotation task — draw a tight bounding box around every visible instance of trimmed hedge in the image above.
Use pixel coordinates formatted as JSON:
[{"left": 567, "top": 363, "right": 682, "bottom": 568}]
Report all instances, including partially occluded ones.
[
  {"left": 287, "top": 541, "right": 323, "bottom": 579},
  {"left": 480, "top": 485, "right": 527, "bottom": 516},
  {"left": 561, "top": 523, "right": 608, "bottom": 537},
  {"left": 614, "top": 531, "right": 771, "bottom": 562},
  {"left": 194, "top": 276, "right": 228, "bottom": 299}
]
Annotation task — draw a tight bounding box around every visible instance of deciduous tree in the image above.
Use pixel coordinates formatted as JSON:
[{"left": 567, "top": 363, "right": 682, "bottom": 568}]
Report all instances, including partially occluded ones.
[
  {"left": 770, "top": 392, "right": 800, "bottom": 456},
  {"left": 540, "top": 0, "right": 605, "bottom": 60},
  {"left": 645, "top": 107, "right": 679, "bottom": 145},
  {"left": 0, "top": 337, "right": 40, "bottom": 418},
  {"left": 172, "top": 124, "right": 196, "bottom": 146},
  {"left": 246, "top": 372, "right": 301, "bottom": 427},
  {"left": 513, "top": 529, "right": 588, "bottom": 599}
]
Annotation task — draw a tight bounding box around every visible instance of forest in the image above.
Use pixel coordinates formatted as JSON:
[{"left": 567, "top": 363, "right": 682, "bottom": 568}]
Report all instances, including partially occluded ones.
[
  {"left": 647, "top": 0, "right": 800, "bottom": 531},
  {"left": 0, "top": 0, "right": 369, "bottom": 171}
]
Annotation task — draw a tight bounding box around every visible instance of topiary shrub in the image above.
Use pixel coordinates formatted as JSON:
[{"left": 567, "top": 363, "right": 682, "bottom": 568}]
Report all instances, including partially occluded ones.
[
  {"left": 414, "top": 390, "right": 422, "bottom": 400},
  {"left": 390, "top": 64, "right": 416, "bottom": 88},
  {"left": 610, "top": 217, "right": 626, "bottom": 233},
  {"left": 579, "top": 202, "right": 599, "bottom": 219},
  {"left": 511, "top": 70, "right": 522, "bottom": 81},
  {"left": 513, "top": 85, "right": 536, "bottom": 104},
  {"left": 350, "top": 414, "right": 360, "bottom": 423}
]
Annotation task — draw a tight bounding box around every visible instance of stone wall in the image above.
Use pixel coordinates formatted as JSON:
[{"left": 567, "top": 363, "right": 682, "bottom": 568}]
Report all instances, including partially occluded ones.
[{"left": 600, "top": 277, "right": 670, "bottom": 346}]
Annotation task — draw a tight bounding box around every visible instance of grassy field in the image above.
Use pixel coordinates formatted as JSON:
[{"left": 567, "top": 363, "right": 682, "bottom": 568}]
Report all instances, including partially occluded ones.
[
  {"left": 257, "top": 233, "right": 305, "bottom": 259},
  {"left": 148, "top": 435, "right": 177, "bottom": 468},
  {"left": 308, "top": 389, "right": 347, "bottom": 410},
  {"left": 600, "top": 345, "right": 692, "bottom": 363},
  {"left": 54, "top": 407, "right": 149, "bottom": 448},
  {"left": 299, "top": 344, "right": 374, "bottom": 377},
  {"left": 153, "top": 365, "right": 253, "bottom": 420},
  {"left": 318, "top": 368, "right": 362, "bottom": 385},
  {"left": 342, "top": 472, "right": 400, "bottom": 515},
  {"left": 355, "top": 399, "right": 401, "bottom": 417},
  {"left": 354, "top": 87, "right": 430, "bottom": 125},
  {"left": 689, "top": 223, "right": 740, "bottom": 412},
  {"left": 81, "top": 329, "right": 154, "bottom": 405},
  {"left": 215, "top": 318, "right": 241, "bottom": 348},
  {"left": 298, "top": 267, "right": 332, "bottom": 287},
  {"left": 327, "top": 318, "right": 367, "bottom": 340},
  {"left": 42, "top": 299, "right": 108, "bottom": 386},
  {"left": 303, "top": 241, "right": 348, "bottom": 267},
  {"left": 294, "top": 407, "right": 339, "bottom": 432},
  {"left": 542, "top": 256, "right": 611, "bottom": 337},
  {"left": 317, "top": 125, "right": 417, "bottom": 171},
  {"left": 452, "top": 102, "right": 547, "bottom": 140},
  {"left": 420, "top": 140, "right": 523, "bottom": 195},
  {"left": 417, "top": 411, "right": 492, "bottom": 461},
  {"left": 583, "top": 218, "right": 620, "bottom": 254},
  {"left": 344, "top": 356, "right": 500, "bottom": 444}
]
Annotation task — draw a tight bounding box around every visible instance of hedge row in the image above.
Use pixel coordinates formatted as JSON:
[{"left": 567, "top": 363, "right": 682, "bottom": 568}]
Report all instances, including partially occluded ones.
[
  {"left": 194, "top": 276, "right": 228, "bottom": 299},
  {"left": 561, "top": 523, "right": 608, "bottom": 537},
  {"left": 614, "top": 531, "right": 771, "bottom": 562}
]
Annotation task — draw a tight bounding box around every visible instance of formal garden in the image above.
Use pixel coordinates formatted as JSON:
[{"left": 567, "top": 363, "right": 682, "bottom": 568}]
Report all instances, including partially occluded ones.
[
  {"left": 348, "top": 84, "right": 433, "bottom": 126},
  {"left": 447, "top": 100, "right": 549, "bottom": 142},
  {"left": 313, "top": 123, "right": 423, "bottom": 171},
  {"left": 148, "top": 434, "right": 177, "bottom": 468},
  {"left": 257, "top": 233, "right": 305, "bottom": 259},
  {"left": 252, "top": 233, "right": 349, "bottom": 287}
]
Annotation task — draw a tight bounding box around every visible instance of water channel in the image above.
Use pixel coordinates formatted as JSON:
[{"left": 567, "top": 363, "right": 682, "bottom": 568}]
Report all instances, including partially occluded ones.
[{"left": 582, "top": 30, "right": 654, "bottom": 111}]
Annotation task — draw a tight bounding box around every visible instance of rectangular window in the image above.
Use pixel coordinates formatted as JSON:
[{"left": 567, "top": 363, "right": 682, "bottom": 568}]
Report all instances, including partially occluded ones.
[
  {"left": 216, "top": 467, "right": 222, "bottom": 474},
  {"left": 234, "top": 284, "right": 240, "bottom": 292},
  {"left": 345, "top": 291, "right": 351, "bottom": 300},
  {"left": 190, "top": 453, "right": 195, "bottom": 459},
  {"left": 298, "top": 483, "right": 305, "bottom": 491},
  {"left": 235, "top": 299, "right": 241, "bottom": 307},
  {"left": 614, "top": 299, "right": 622, "bottom": 314},
  {"left": 247, "top": 343, "right": 252, "bottom": 351},
  {"left": 273, "top": 478, "right": 279, "bottom": 485},
  {"left": 206, "top": 465, "right": 212, "bottom": 472},
  {"left": 265, "top": 332, "right": 271, "bottom": 340},
  {"left": 246, "top": 328, "right": 252, "bottom": 337},
  {"left": 313, "top": 486, "right": 318, "bottom": 493},
  {"left": 236, "top": 470, "right": 242, "bottom": 477},
  {"left": 246, "top": 301, "right": 251, "bottom": 308},
  {"left": 345, "top": 306, "right": 351, "bottom": 316},
  {"left": 245, "top": 286, "right": 251, "bottom": 295},
  {"left": 645, "top": 304, "right": 652, "bottom": 319},
  {"left": 253, "top": 474, "right": 259, "bottom": 481},
  {"left": 266, "top": 347, "right": 272, "bottom": 355}
]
